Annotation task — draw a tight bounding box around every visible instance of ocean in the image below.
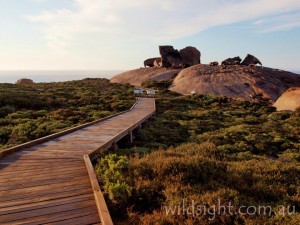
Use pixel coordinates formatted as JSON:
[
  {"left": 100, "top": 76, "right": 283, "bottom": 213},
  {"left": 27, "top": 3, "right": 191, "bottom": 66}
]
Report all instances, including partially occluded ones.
[
  {"left": 0, "top": 69, "right": 299, "bottom": 84},
  {"left": 0, "top": 70, "right": 124, "bottom": 84}
]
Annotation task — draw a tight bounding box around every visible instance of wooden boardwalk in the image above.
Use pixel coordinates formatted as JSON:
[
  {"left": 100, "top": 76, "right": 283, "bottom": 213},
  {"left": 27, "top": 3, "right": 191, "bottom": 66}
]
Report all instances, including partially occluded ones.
[{"left": 0, "top": 98, "right": 155, "bottom": 225}]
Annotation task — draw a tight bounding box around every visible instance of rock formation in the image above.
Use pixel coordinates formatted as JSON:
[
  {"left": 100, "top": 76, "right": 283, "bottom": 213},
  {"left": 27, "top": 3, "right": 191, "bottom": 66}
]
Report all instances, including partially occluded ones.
[
  {"left": 143, "top": 45, "right": 201, "bottom": 69},
  {"left": 15, "top": 78, "right": 34, "bottom": 84},
  {"left": 169, "top": 64, "right": 300, "bottom": 103},
  {"left": 179, "top": 46, "right": 201, "bottom": 67},
  {"left": 241, "top": 54, "right": 262, "bottom": 66},
  {"left": 154, "top": 58, "right": 162, "bottom": 67},
  {"left": 111, "top": 64, "right": 300, "bottom": 103},
  {"left": 221, "top": 56, "right": 242, "bottom": 67},
  {"left": 209, "top": 61, "right": 219, "bottom": 66},
  {"left": 130, "top": 49, "right": 300, "bottom": 103},
  {"left": 144, "top": 57, "right": 161, "bottom": 67},
  {"left": 273, "top": 87, "right": 300, "bottom": 111},
  {"left": 159, "top": 46, "right": 182, "bottom": 68},
  {"left": 111, "top": 67, "right": 180, "bottom": 87}
]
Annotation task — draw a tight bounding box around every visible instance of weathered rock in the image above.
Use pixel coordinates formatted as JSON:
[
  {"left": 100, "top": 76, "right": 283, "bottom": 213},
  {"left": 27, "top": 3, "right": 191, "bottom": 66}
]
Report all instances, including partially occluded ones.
[
  {"left": 154, "top": 58, "right": 162, "bottom": 67},
  {"left": 169, "top": 64, "right": 300, "bottom": 103},
  {"left": 273, "top": 87, "right": 300, "bottom": 111},
  {"left": 221, "top": 56, "right": 242, "bottom": 67},
  {"left": 209, "top": 61, "right": 219, "bottom": 66},
  {"left": 111, "top": 67, "right": 181, "bottom": 87},
  {"left": 159, "top": 45, "right": 182, "bottom": 68},
  {"left": 15, "top": 78, "right": 34, "bottom": 84},
  {"left": 144, "top": 57, "right": 161, "bottom": 67},
  {"left": 241, "top": 54, "right": 262, "bottom": 66},
  {"left": 179, "top": 46, "right": 201, "bottom": 67}
]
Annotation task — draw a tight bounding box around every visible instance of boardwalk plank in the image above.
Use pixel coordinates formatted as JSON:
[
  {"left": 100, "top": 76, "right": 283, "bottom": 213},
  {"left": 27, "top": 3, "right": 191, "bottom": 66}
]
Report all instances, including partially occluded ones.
[
  {"left": 0, "top": 193, "right": 94, "bottom": 215},
  {"left": 0, "top": 98, "right": 156, "bottom": 225},
  {"left": 0, "top": 168, "right": 86, "bottom": 183},
  {"left": 46, "top": 213, "right": 100, "bottom": 225},
  {"left": 1, "top": 198, "right": 95, "bottom": 223},
  {"left": 0, "top": 173, "right": 89, "bottom": 191},
  {"left": 0, "top": 187, "right": 92, "bottom": 208}
]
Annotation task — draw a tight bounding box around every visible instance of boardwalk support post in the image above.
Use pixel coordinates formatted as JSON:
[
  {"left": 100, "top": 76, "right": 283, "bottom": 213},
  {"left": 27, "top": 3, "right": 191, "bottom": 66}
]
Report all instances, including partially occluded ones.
[
  {"left": 129, "top": 130, "right": 133, "bottom": 143},
  {"left": 113, "top": 142, "right": 118, "bottom": 151}
]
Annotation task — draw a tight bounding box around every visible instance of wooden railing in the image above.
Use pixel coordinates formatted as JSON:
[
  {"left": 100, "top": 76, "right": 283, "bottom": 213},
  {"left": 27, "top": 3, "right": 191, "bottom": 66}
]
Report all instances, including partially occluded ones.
[
  {"left": 0, "top": 98, "right": 156, "bottom": 225},
  {"left": 84, "top": 98, "right": 156, "bottom": 224},
  {"left": 0, "top": 99, "right": 140, "bottom": 159},
  {"left": 84, "top": 155, "right": 114, "bottom": 225}
]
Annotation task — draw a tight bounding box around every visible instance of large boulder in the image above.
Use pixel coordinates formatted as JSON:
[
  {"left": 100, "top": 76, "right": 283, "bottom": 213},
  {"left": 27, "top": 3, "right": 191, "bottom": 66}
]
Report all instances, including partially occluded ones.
[
  {"left": 169, "top": 64, "right": 300, "bottom": 103},
  {"left": 159, "top": 45, "right": 182, "bottom": 68},
  {"left": 273, "top": 87, "right": 300, "bottom": 111},
  {"left": 154, "top": 58, "right": 162, "bottom": 67},
  {"left": 209, "top": 61, "right": 219, "bottom": 66},
  {"left": 15, "top": 78, "right": 34, "bottom": 84},
  {"left": 221, "top": 56, "right": 242, "bottom": 67},
  {"left": 179, "top": 46, "right": 201, "bottom": 67},
  {"left": 144, "top": 57, "right": 161, "bottom": 67},
  {"left": 241, "top": 54, "right": 262, "bottom": 66},
  {"left": 111, "top": 67, "right": 181, "bottom": 87}
]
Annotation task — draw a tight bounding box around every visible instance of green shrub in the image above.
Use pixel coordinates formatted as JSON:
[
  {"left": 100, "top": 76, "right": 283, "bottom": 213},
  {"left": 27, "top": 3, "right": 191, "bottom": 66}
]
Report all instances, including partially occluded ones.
[
  {"left": 95, "top": 154, "right": 132, "bottom": 206},
  {"left": 101, "top": 94, "right": 300, "bottom": 224},
  {"left": 142, "top": 80, "right": 173, "bottom": 90},
  {"left": 0, "top": 79, "right": 136, "bottom": 150},
  {"left": 108, "top": 181, "right": 132, "bottom": 204}
]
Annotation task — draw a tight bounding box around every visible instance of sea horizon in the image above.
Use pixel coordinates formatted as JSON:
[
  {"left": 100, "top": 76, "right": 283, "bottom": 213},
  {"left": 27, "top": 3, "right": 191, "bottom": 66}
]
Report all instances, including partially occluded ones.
[
  {"left": 0, "top": 70, "right": 125, "bottom": 84},
  {"left": 0, "top": 69, "right": 299, "bottom": 84}
]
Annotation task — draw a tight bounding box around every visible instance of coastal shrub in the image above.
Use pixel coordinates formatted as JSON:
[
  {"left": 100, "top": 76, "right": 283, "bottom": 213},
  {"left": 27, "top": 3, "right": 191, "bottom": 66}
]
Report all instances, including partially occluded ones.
[
  {"left": 100, "top": 94, "right": 300, "bottom": 224},
  {"left": 142, "top": 80, "right": 172, "bottom": 90},
  {"left": 9, "top": 121, "right": 38, "bottom": 144},
  {"left": 108, "top": 181, "right": 132, "bottom": 204},
  {"left": 95, "top": 154, "right": 133, "bottom": 214},
  {"left": 0, "top": 79, "right": 136, "bottom": 150},
  {"left": 120, "top": 143, "right": 300, "bottom": 224},
  {"left": 0, "top": 105, "right": 15, "bottom": 118},
  {"left": 0, "top": 127, "right": 12, "bottom": 145}
]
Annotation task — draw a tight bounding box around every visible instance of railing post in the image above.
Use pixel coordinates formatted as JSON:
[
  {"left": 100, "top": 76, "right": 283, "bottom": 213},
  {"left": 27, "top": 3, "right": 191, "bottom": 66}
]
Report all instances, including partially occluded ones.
[
  {"left": 129, "top": 130, "right": 133, "bottom": 143},
  {"left": 113, "top": 142, "right": 118, "bottom": 151}
]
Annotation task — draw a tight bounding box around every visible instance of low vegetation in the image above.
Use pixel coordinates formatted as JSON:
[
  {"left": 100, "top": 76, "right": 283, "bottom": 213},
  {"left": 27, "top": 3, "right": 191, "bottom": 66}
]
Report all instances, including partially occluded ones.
[
  {"left": 2, "top": 77, "right": 299, "bottom": 224},
  {"left": 96, "top": 94, "right": 300, "bottom": 224},
  {"left": 0, "top": 78, "right": 135, "bottom": 151},
  {"left": 141, "top": 80, "right": 173, "bottom": 90}
]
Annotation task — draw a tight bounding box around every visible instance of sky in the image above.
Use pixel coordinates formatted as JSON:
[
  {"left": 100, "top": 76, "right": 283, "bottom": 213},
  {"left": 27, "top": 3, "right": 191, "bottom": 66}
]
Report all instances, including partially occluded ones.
[{"left": 0, "top": 0, "right": 300, "bottom": 71}]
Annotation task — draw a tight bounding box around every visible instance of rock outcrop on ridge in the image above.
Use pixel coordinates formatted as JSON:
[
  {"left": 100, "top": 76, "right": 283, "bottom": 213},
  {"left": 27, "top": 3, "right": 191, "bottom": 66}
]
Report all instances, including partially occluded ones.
[
  {"left": 112, "top": 46, "right": 300, "bottom": 103},
  {"left": 241, "top": 54, "right": 262, "bottom": 66},
  {"left": 110, "top": 67, "right": 180, "bottom": 87},
  {"left": 221, "top": 56, "right": 242, "bottom": 67},
  {"left": 144, "top": 57, "right": 161, "bottom": 67},
  {"left": 159, "top": 46, "right": 183, "bottom": 68},
  {"left": 273, "top": 87, "right": 300, "bottom": 111},
  {"left": 169, "top": 64, "right": 300, "bottom": 103},
  {"left": 179, "top": 46, "right": 201, "bottom": 67},
  {"left": 142, "top": 45, "right": 201, "bottom": 69},
  {"left": 221, "top": 54, "right": 262, "bottom": 68}
]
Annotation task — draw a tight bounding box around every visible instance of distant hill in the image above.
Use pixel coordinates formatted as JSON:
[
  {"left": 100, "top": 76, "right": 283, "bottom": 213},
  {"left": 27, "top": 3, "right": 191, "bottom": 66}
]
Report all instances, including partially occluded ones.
[{"left": 111, "top": 65, "right": 300, "bottom": 103}]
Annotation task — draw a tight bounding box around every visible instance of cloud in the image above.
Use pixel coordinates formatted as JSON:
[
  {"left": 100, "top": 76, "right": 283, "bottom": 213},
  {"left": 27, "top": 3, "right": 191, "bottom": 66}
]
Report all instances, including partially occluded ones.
[
  {"left": 27, "top": 0, "right": 300, "bottom": 50},
  {"left": 254, "top": 19, "right": 264, "bottom": 25},
  {"left": 253, "top": 11, "right": 300, "bottom": 33}
]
